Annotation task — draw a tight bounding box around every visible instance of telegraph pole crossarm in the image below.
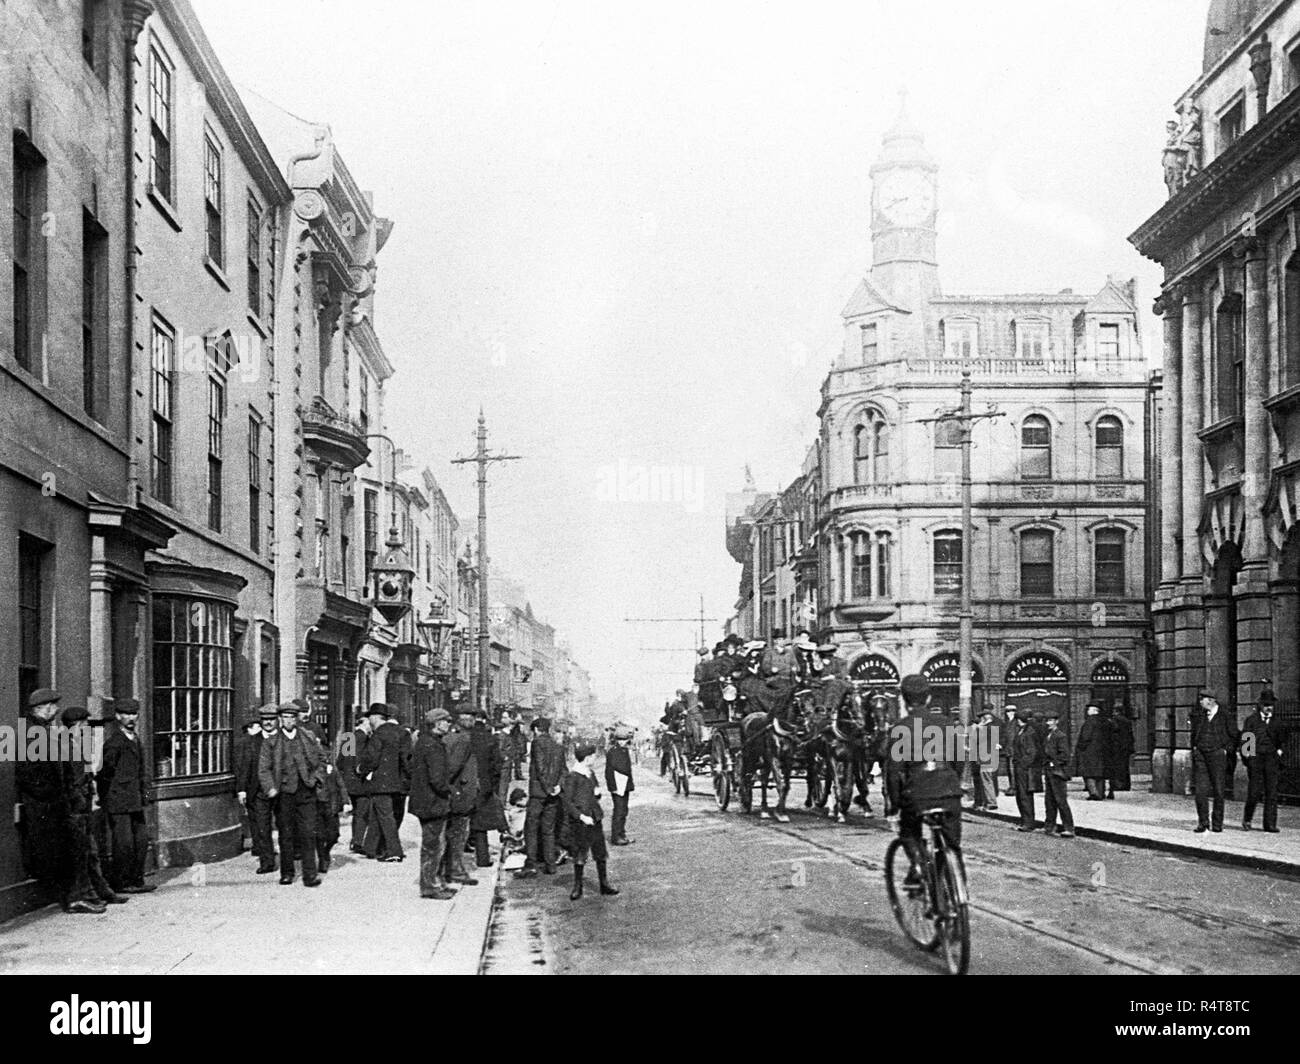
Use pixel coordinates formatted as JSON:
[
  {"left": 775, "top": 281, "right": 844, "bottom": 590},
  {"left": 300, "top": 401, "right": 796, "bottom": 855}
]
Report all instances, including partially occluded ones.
[{"left": 451, "top": 410, "right": 523, "bottom": 716}]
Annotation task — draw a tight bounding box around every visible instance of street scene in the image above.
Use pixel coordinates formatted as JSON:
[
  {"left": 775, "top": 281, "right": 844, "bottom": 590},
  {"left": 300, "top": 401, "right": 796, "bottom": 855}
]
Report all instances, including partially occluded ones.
[{"left": 3, "top": 0, "right": 1300, "bottom": 1007}]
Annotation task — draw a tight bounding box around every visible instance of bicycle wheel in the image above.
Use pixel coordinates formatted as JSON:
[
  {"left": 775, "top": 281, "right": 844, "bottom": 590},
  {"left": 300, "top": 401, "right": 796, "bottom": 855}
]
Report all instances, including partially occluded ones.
[
  {"left": 935, "top": 849, "right": 971, "bottom": 975},
  {"left": 884, "top": 837, "right": 939, "bottom": 952}
]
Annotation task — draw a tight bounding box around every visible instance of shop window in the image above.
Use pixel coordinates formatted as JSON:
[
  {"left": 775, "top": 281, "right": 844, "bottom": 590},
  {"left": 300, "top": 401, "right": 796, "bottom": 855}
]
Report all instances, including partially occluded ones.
[{"left": 152, "top": 597, "right": 234, "bottom": 779}]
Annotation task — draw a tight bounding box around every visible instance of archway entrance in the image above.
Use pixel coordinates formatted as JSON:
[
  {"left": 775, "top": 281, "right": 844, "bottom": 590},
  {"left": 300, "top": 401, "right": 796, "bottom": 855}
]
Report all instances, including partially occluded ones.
[
  {"left": 1004, "top": 652, "right": 1069, "bottom": 729},
  {"left": 1089, "top": 659, "right": 1130, "bottom": 718},
  {"left": 921, "top": 653, "right": 984, "bottom": 715},
  {"left": 848, "top": 653, "right": 899, "bottom": 688}
]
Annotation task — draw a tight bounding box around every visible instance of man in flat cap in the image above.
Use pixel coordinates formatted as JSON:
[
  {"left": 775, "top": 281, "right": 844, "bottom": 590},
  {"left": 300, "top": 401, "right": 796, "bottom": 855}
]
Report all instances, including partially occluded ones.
[
  {"left": 98, "top": 699, "right": 155, "bottom": 894},
  {"left": 410, "top": 709, "right": 455, "bottom": 899},
  {"left": 516, "top": 716, "right": 565, "bottom": 878},
  {"left": 61, "top": 705, "right": 127, "bottom": 909},
  {"left": 605, "top": 725, "right": 636, "bottom": 845},
  {"left": 441, "top": 706, "right": 480, "bottom": 886},
  {"left": 258, "top": 702, "right": 327, "bottom": 886},
  {"left": 1191, "top": 691, "right": 1238, "bottom": 833},
  {"left": 1040, "top": 707, "right": 1075, "bottom": 838},
  {"left": 358, "top": 703, "right": 405, "bottom": 861}
]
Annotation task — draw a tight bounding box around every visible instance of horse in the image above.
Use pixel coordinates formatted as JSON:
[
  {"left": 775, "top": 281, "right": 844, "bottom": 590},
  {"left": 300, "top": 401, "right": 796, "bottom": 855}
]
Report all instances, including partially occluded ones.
[
  {"left": 736, "top": 672, "right": 800, "bottom": 821},
  {"left": 820, "top": 684, "right": 892, "bottom": 821}
]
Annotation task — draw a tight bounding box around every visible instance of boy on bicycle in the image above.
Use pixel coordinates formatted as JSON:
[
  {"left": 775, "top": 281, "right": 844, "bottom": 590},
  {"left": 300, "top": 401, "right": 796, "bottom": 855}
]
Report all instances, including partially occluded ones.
[{"left": 885, "top": 675, "right": 964, "bottom": 879}]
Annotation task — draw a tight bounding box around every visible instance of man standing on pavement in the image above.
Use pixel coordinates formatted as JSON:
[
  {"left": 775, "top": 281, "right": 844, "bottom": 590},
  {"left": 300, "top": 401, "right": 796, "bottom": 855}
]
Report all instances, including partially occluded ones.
[
  {"left": 1010, "top": 710, "right": 1041, "bottom": 832},
  {"left": 972, "top": 709, "right": 999, "bottom": 811},
  {"left": 442, "top": 707, "right": 480, "bottom": 887},
  {"left": 999, "top": 705, "right": 1018, "bottom": 796},
  {"left": 1040, "top": 708, "right": 1075, "bottom": 838},
  {"left": 258, "top": 703, "right": 326, "bottom": 886},
  {"left": 1106, "top": 708, "right": 1134, "bottom": 797},
  {"left": 1191, "top": 691, "right": 1239, "bottom": 833},
  {"left": 605, "top": 726, "right": 635, "bottom": 845},
  {"left": 244, "top": 707, "right": 280, "bottom": 874},
  {"left": 341, "top": 712, "right": 372, "bottom": 854},
  {"left": 1241, "top": 688, "right": 1285, "bottom": 833},
  {"left": 1076, "top": 703, "right": 1109, "bottom": 800},
  {"left": 387, "top": 708, "right": 413, "bottom": 831},
  {"left": 469, "top": 708, "right": 505, "bottom": 868},
  {"left": 516, "top": 716, "right": 566, "bottom": 878},
  {"left": 46, "top": 701, "right": 111, "bottom": 914},
  {"left": 410, "top": 708, "right": 455, "bottom": 899},
  {"left": 296, "top": 700, "right": 341, "bottom": 873},
  {"left": 67, "top": 707, "right": 128, "bottom": 908},
  {"left": 97, "top": 699, "right": 156, "bottom": 895},
  {"left": 359, "top": 704, "right": 405, "bottom": 861},
  {"left": 233, "top": 708, "right": 264, "bottom": 864}
]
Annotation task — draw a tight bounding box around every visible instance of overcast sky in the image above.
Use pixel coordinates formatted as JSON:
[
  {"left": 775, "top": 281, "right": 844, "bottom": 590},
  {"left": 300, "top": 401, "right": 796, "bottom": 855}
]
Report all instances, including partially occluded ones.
[{"left": 191, "top": 0, "right": 1206, "bottom": 717}]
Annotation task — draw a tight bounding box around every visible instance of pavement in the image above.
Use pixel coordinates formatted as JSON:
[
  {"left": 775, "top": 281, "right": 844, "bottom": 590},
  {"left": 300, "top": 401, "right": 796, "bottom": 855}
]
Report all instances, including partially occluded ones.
[
  {"left": 0, "top": 809, "right": 501, "bottom": 975},
  {"left": 972, "top": 774, "right": 1300, "bottom": 874}
]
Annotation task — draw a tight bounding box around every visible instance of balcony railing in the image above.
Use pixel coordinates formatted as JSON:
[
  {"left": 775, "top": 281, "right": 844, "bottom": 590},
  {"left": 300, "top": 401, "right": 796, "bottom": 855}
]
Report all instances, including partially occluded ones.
[
  {"left": 302, "top": 395, "right": 370, "bottom": 470},
  {"left": 824, "top": 355, "right": 1144, "bottom": 397}
]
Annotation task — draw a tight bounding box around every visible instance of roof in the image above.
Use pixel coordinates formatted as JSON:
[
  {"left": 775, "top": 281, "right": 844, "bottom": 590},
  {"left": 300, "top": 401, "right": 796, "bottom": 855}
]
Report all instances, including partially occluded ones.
[
  {"left": 842, "top": 276, "right": 907, "bottom": 317},
  {"left": 1082, "top": 276, "right": 1139, "bottom": 315},
  {"left": 1203, "top": 0, "right": 1271, "bottom": 73}
]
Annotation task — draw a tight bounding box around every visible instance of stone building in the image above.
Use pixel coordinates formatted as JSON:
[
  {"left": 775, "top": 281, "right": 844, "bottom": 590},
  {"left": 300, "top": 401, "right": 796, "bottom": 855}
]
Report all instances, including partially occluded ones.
[
  {"left": 1, "top": 0, "right": 173, "bottom": 918},
  {"left": 732, "top": 110, "right": 1153, "bottom": 759},
  {"left": 1130, "top": 0, "right": 1300, "bottom": 797}
]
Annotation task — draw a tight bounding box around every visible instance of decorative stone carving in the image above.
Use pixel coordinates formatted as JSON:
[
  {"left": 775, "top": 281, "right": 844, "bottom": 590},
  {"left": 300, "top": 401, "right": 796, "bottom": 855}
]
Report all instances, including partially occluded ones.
[
  {"left": 1162, "top": 106, "right": 1204, "bottom": 196},
  {"left": 294, "top": 189, "right": 326, "bottom": 222},
  {"left": 1021, "top": 485, "right": 1055, "bottom": 500},
  {"left": 1096, "top": 485, "right": 1127, "bottom": 499}
]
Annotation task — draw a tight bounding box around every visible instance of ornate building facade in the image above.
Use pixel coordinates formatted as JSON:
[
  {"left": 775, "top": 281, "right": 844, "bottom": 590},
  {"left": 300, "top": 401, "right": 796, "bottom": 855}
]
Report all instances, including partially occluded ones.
[
  {"left": 1131, "top": 0, "right": 1300, "bottom": 798},
  {"left": 733, "top": 111, "right": 1153, "bottom": 760}
]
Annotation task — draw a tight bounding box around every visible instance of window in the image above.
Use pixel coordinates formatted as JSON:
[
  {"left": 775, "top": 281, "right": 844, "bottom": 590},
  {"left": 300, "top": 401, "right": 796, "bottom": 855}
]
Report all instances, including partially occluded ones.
[
  {"left": 851, "top": 533, "right": 872, "bottom": 599},
  {"left": 854, "top": 410, "right": 889, "bottom": 485},
  {"left": 364, "top": 489, "right": 379, "bottom": 575},
  {"left": 82, "top": 212, "right": 107, "bottom": 418},
  {"left": 1020, "top": 415, "right": 1052, "bottom": 479},
  {"left": 1017, "top": 321, "right": 1048, "bottom": 361},
  {"left": 150, "top": 318, "right": 175, "bottom": 504},
  {"left": 359, "top": 372, "right": 370, "bottom": 434},
  {"left": 12, "top": 136, "right": 44, "bottom": 371},
  {"left": 1020, "top": 529, "right": 1055, "bottom": 597},
  {"left": 1098, "top": 322, "right": 1121, "bottom": 364},
  {"left": 934, "top": 418, "right": 962, "bottom": 480},
  {"left": 861, "top": 323, "right": 878, "bottom": 363},
  {"left": 1291, "top": 40, "right": 1300, "bottom": 89},
  {"left": 850, "top": 531, "right": 891, "bottom": 598},
  {"left": 875, "top": 531, "right": 892, "bottom": 599},
  {"left": 1215, "top": 295, "right": 1244, "bottom": 419},
  {"left": 1094, "top": 529, "right": 1126, "bottom": 596},
  {"left": 1219, "top": 99, "right": 1245, "bottom": 151},
  {"left": 18, "top": 536, "right": 47, "bottom": 713},
  {"left": 81, "top": 0, "right": 105, "bottom": 77},
  {"left": 1287, "top": 253, "right": 1300, "bottom": 388},
  {"left": 246, "top": 197, "right": 261, "bottom": 316},
  {"left": 933, "top": 530, "right": 962, "bottom": 595},
  {"left": 944, "top": 321, "right": 976, "bottom": 360},
  {"left": 341, "top": 498, "right": 353, "bottom": 590},
  {"left": 1095, "top": 415, "right": 1123, "bottom": 478},
  {"left": 152, "top": 596, "right": 234, "bottom": 779},
  {"left": 204, "top": 135, "right": 224, "bottom": 267},
  {"left": 206, "top": 375, "right": 225, "bottom": 531},
  {"left": 148, "top": 45, "right": 173, "bottom": 199},
  {"left": 248, "top": 414, "right": 262, "bottom": 552}
]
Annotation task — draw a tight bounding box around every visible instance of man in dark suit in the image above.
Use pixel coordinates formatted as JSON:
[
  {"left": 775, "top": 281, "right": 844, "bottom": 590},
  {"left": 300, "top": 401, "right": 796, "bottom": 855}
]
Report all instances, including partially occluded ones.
[
  {"left": 468, "top": 709, "right": 504, "bottom": 868},
  {"left": 998, "top": 705, "right": 1018, "bottom": 796},
  {"left": 1241, "top": 689, "right": 1286, "bottom": 833},
  {"left": 410, "top": 708, "right": 455, "bottom": 899},
  {"left": 244, "top": 707, "right": 279, "bottom": 873},
  {"left": 1076, "top": 703, "right": 1109, "bottom": 800},
  {"left": 358, "top": 703, "right": 405, "bottom": 861},
  {"left": 1040, "top": 708, "right": 1075, "bottom": 837},
  {"left": 605, "top": 727, "right": 635, "bottom": 845},
  {"left": 233, "top": 707, "right": 265, "bottom": 866},
  {"left": 1106, "top": 709, "right": 1135, "bottom": 797},
  {"left": 1010, "top": 711, "right": 1042, "bottom": 832},
  {"left": 258, "top": 702, "right": 327, "bottom": 886},
  {"left": 340, "top": 712, "right": 371, "bottom": 854},
  {"left": 561, "top": 743, "right": 619, "bottom": 900},
  {"left": 384, "top": 708, "right": 413, "bottom": 831},
  {"left": 516, "top": 717, "right": 566, "bottom": 878},
  {"left": 97, "top": 699, "right": 155, "bottom": 894},
  {"left": 1191, "top": 691, "right": 1239, "bottom": 833}
]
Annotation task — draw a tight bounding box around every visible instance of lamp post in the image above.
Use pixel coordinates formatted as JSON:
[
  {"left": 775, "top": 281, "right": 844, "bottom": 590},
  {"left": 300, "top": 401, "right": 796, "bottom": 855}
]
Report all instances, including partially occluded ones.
[{"left": 416, "top": 598, "right": 457, "bottom": 709}]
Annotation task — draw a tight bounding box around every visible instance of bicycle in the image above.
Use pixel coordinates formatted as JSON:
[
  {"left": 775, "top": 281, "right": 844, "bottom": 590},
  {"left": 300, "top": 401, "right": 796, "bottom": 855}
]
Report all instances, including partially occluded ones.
[
  {"left": 884, "top": 808, "right": 970, "bottom": 975},
  {"left": 667, "top": 731, "right": 691, "bottom": 797}
]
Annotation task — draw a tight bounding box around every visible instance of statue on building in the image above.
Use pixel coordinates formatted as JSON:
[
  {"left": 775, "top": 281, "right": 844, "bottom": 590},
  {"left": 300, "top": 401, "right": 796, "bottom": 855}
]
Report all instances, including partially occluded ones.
[
  {"left": 1162, "top": 120, "right": 1187, "bottom": 196},
  {"left": 1181, "top": 105, "right": 1204, "bottom": 177}
]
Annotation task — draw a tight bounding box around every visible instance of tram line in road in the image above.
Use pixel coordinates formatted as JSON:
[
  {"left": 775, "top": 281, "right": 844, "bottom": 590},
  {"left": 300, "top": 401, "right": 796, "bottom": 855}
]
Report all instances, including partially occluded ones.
[{"left": 680, "top": 789, "right": 1300, "bottom": 975}]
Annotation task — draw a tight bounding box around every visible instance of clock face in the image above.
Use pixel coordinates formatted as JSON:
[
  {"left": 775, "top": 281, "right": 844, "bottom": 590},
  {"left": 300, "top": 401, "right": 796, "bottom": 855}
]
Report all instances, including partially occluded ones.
[{"left": 876, "top": 171, "right": 935, "bottom": 227}]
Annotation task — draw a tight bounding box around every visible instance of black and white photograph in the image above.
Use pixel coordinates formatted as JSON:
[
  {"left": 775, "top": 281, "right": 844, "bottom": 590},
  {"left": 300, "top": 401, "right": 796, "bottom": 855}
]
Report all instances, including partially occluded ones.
[{"left": 0, "top": 0, "right": 1296, "bottom": 1029}]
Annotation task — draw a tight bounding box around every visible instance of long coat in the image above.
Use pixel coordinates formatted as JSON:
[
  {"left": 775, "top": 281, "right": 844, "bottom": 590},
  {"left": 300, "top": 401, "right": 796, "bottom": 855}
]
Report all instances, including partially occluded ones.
[
  {"left": 1107, "top": 715, "right": 1134, "bottom": 789},
  {"left": 1075, "top": 717, "right": 1109, "bottom": 778},
  {"left": 340, "top": 727, "right": 370, "bottom": 798},
  {"left": 98, "top": 727, "right": 148, "bottom": 813},
  {"left": 528, "top": 732, "right": 566, "bottom": 799},
  {"left": 358, "top": 722, "right": 405, "bottom": 794},
  {"left": 408, "top": 731, "right": 451, "bottom": 820},
  {"left": 1010, "top": 723, "right": 1042, "bottom": 793},
  {"left": 444, "top": 727, "right": 480, "bottom": 816},
  {"left": 233, "top": 730, "right": 264, "bottom": 796},
  {"left": 469, "top": 724, "right": 506, "bottom": 831},
  {"left": 604, "top": 744, "right": 634, "bottom": 795}
]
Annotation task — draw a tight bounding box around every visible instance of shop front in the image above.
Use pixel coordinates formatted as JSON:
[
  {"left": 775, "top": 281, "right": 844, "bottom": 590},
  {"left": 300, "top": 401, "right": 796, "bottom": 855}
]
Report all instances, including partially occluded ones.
[
  {"left": 921, "top": 653, "right": 985, "bottom": 715},
  {"left": 1004, "top": 652, "right": 1071, "bottom": 732}
]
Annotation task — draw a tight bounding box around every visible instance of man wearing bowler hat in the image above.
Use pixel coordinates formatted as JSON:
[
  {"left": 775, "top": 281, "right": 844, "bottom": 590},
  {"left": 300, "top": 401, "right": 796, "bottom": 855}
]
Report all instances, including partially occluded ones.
[
  {"left": 1040, "top": 707, "right": 1075, "bottom": 838},
  {"left": 1191, "top": 691, "right": 1238, "bottom": 833},
  {"left": 243, "top": 706, "right": 280, "bottom": 873},
  {"left": 97, "top": 699, "right": 155, "bottom": 894},
  {"left": 1242, "top": 686, "right": 1286, "bottom": 832},
  {"left": 358, "top": 703, "right": 405, "bottom": 861},
  {"left": 258, "top": 702, "right": 327, "bottom": 886}
]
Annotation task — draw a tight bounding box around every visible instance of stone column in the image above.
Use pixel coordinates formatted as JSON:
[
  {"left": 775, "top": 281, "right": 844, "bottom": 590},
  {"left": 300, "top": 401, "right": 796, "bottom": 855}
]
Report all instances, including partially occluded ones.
[
  {"left": 1234, "top": 242, "right": 1273, "bottom": 721},
  {"left": 1159, "top": 292, "right": 1184, "bottom": 585},
  {"left": 1180, "top": 287, "right": 1205, "bottom": 578},
  {"left": 296, "top": 649, "right": 311, "bottom": 701},
  {"left": 89, "top": 564, "right": 115, "bottom": 717},
  {"left": 1270, "top": 578, "right": 1300, "bottom": 701}
]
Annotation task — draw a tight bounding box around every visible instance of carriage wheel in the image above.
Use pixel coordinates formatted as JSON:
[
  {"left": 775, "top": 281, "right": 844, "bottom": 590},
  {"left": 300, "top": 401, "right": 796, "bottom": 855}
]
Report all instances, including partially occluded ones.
[{"left": 712, "top": 734, "right": 731, "bottom": 811}]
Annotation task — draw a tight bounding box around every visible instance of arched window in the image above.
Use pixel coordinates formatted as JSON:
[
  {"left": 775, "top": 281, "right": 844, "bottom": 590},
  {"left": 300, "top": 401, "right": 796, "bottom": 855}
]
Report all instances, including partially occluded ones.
[
  {"left": 853, "top": 409, "right": 889, "bottom": 485},
  {"left": 1095, "top": 415, "right": 1123, "bottom": 478},
  {"left": 1020, "top": 415, "right": 1052, "bottom": 479}
]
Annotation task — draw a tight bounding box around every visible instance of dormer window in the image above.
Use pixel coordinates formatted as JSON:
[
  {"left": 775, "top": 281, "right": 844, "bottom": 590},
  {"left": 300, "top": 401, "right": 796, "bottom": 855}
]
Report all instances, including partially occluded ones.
[
  {"left": 944, "top": 321, "right": 977, "bottom": 361},
  {"left": 1219, "top": 99, "right": 1245, "bottom": 151},
  {"left": 861, "top": 323, "right": 879, "bottom": 364},
  {"left": 1016, "top": 321, "right": 1049, "bottom": 362},
  {"left": 1097, "top": 322, "right": 1121, "bottom": 365}
]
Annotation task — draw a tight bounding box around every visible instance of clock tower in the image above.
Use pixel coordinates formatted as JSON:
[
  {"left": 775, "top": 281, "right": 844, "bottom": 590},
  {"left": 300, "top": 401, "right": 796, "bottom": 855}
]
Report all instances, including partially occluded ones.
[{"left": 868, "top": 100, "right": 940, "bottom": 307}]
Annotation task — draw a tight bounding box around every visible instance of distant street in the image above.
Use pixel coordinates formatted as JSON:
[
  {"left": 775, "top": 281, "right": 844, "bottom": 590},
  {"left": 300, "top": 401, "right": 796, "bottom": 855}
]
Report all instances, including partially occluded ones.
[{"left": 484, "top": 769, "right": 1300, "bottom": 975}]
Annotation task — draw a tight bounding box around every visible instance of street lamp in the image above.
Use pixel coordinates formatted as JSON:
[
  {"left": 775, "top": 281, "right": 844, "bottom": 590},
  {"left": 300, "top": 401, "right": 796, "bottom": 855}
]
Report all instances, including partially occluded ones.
[
  {"left": 416, "top": 598, "right": 457, "bottom": 654},
  {"left": 364, "top": 433, "right": 414, "bottom": 626}
]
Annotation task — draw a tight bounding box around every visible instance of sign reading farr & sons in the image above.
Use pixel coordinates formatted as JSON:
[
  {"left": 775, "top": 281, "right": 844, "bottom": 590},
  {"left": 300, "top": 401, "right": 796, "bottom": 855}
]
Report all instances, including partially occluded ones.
[{"left": 1005, "top": 653, "right": 1069, "bottom": 684}]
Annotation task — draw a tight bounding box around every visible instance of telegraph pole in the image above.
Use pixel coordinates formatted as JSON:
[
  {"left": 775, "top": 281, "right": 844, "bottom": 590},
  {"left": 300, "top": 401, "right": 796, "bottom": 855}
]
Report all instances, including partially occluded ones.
[{"left": 452, "top": 411, "right": 522, "bottom": 715}]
